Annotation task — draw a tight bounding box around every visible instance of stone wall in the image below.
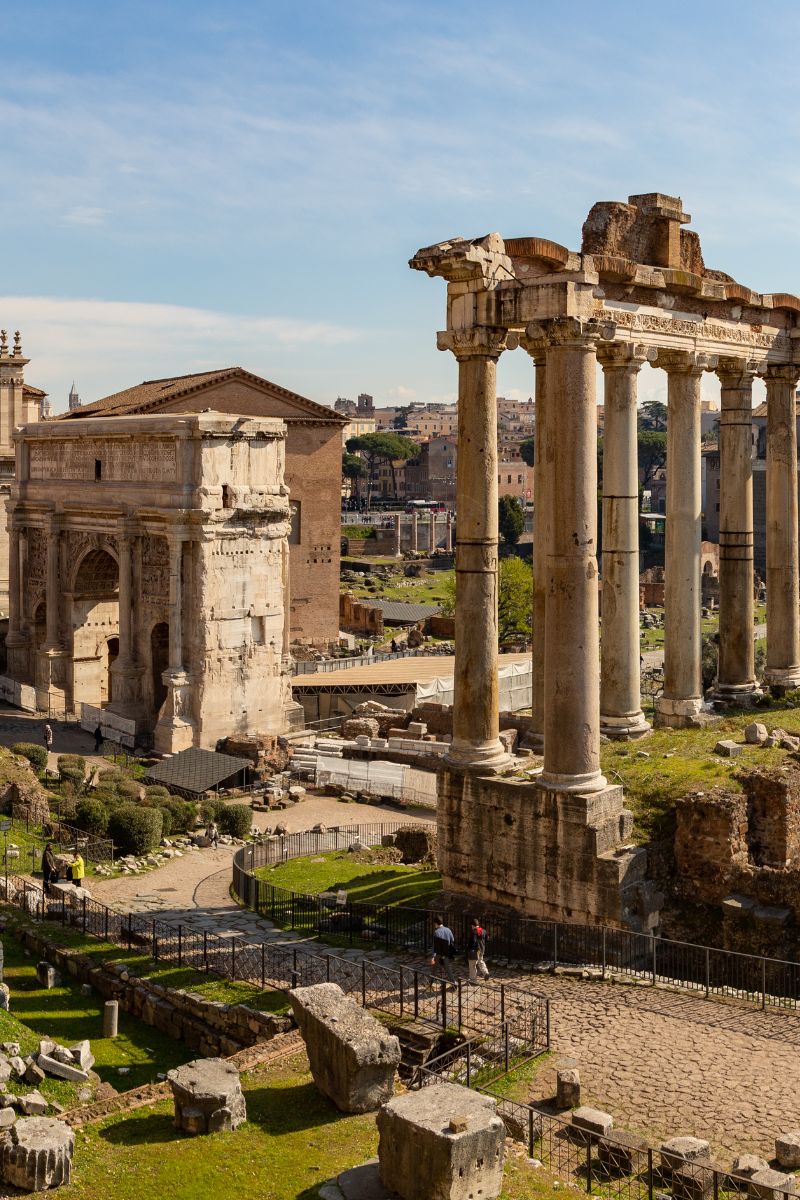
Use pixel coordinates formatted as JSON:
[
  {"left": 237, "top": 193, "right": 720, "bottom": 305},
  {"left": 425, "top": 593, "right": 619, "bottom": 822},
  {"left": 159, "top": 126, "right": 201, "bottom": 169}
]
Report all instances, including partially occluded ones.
[
  {"left": 745, "top": 770, "right": 800, "bottom": 867},
  {"left": 438, "top": 770, "right": 653, "bottom": 929},
  {"left": 339, "top": 593, "right": 383, "bottom": 636},
  {"left": 674, "top": 789, "right": 749, "bottom": 903},
  {"left": 11, "top": 923, "right": 291, "bottom": 1057}
]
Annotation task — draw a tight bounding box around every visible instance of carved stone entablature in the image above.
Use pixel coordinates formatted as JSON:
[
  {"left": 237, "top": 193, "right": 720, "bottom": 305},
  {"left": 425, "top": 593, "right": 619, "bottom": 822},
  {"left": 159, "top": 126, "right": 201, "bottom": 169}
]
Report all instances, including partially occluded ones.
[{"left": 410, "top": 234, "right": 513, "bottom": 287}]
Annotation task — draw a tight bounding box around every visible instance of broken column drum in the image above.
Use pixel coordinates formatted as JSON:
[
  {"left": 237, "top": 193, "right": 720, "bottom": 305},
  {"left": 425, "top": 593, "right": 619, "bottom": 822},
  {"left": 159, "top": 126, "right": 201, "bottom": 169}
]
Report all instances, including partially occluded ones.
[
  {"left": 1, "top": 1117, "right": 74, "bottom": 1191},
  {"left": 410, "top": 193, "right": 800, "bottom": 928},
  {"left": 166, "top": 1058, "right": 247, "bottom": 1135}
]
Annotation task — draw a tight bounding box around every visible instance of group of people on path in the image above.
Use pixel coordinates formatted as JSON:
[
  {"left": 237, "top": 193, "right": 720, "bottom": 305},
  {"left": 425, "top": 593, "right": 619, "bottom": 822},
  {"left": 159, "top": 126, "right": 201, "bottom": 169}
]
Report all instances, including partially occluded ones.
[
  {"left": 431, "top": 915, "right": 490, "bottom": 987},
  {"left": 41, "top": 842, "right": 84, "bottom": 894}
]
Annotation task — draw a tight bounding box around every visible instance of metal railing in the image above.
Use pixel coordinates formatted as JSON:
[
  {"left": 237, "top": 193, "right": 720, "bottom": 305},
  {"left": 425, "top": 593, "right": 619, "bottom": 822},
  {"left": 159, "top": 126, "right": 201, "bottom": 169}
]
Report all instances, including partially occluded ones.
[
  {"left": 232, "top": 823, "right": 800, "bottom": 1013},
  {"left": 412, "top": 1060, "right": 800, "bottom": 1200},
  {"left": 0, "top": 871, "right": 549, "bottom": 1057}
]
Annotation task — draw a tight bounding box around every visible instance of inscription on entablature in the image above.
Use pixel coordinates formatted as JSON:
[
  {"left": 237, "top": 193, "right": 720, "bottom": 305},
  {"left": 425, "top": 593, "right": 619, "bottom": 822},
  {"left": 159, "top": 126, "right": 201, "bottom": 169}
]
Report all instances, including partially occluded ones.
[
  {"left": 609, "top": 308, "right": 780, "bottom": 349},
  {"left": 29, "top": 439, "right": 177, "bottom": 482}
]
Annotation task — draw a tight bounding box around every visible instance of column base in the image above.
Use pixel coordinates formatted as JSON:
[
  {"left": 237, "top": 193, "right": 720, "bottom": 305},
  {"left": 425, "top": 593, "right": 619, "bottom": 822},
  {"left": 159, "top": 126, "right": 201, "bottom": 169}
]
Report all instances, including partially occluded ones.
[
  {"left": 108, "top": 661, "right": 146, "bottom": 717},
  {"left": 654, "top": 695, "right": 705, "bottom": 729},
  {"left": 154, "top": 670, "right": 196, "bottom": 754},
  {"left": 6, "top": 632, "right": 30, "bottom": 682},
  {"left": 764, "top": 667, "right": 800, "bottom": 694},
  {"left": 520, "top": 730, "right": 544, "bottom": 753},
  {"left": 600, "top": 712, "right": 651, "bottom": 740},
  {"left": 710, "top": 682, "right": 763, "bottom": 709},
  {"left": 444, "top": 738, "right": 512, "bottom": 774},
  {"left": 538, "top": 768, "right": 608, "bottom": 794}
]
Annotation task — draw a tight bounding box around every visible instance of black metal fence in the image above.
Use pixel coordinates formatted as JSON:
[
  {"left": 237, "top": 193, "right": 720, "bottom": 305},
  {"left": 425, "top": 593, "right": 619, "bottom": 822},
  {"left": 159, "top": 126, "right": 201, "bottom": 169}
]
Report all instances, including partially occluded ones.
[
  {"left": 412, "top": 1060, "right": 800, "bottom": 1200},
  {"left": 0, "top": 871, "right": 549, "bottom": 1055},
  {"left": 232, "top": 824, "right": 800, "bottom": 1012}
]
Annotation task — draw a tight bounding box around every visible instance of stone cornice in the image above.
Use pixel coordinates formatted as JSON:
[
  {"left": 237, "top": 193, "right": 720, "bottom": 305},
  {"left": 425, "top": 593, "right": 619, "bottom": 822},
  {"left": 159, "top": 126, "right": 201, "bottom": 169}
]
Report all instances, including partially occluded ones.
[{"left": 525, "top": 316, "right": 616, "bottom": 350}]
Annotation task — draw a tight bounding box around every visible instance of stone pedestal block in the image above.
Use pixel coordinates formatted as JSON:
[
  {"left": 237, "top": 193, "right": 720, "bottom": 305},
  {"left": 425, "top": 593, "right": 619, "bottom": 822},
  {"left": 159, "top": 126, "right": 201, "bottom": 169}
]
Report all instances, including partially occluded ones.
[
  {"left": 1, "top": 1117, "right": 74, "bottom": 1190},
  {"left": 571, "top": 1106, "right": 613, "bottom": 1144},
  {"left": 167, "top": 1058, "right": 246, "bottom": 1135},
  {"left": 36, "top": 963, "right": 59, "bottom": 990},
  {"left": 776, "top": 1133, "right": 800, "bottom": 1171},
  {"left": 672, "top": 1164, "right": 714, "bottom": 1200},
  {"left": 377, "top": 1082, "right": 505, "bottom": 1200},
  {"left": 660, "top": 1137, "right": 711, "bottom": 1174},
  {"left": 597, "top": 1131, "right": 648, "bottom": 1176},
  {"left": 748, "top": 1168, "right": 796, "bottom": 1200},
  {"left": 103, "top": 1000, "right": 119, "bottom": 1038},
  {"left": 556, "top": 1068, "right": 581, "bottom": 1110},
  {"left": 289, "top": 983, "right": 400, "bottom": 1114}
]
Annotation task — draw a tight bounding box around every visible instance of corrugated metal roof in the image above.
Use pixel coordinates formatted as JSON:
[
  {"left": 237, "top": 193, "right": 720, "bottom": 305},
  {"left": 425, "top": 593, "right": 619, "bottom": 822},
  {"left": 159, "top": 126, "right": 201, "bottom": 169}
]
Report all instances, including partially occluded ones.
[
  {"left": 144, "top": 747, "right": 251, "bottom": 796},
  {"left": 374, "top": 600, "right": 442, "bottom": 622}
]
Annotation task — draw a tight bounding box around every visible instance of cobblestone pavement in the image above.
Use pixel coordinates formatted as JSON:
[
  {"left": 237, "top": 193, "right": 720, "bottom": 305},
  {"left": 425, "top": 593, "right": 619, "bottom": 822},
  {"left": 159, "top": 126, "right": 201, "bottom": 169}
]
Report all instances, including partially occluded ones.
[{"left": 55, "top": 794, "right": 800, "bottom": 1162}]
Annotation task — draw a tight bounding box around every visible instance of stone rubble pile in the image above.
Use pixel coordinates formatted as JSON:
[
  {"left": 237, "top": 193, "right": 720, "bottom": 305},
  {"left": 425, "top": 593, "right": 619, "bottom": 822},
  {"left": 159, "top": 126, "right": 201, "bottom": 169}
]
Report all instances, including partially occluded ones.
[{"left": 713, "top": 723, "right": 800, "bottom": 757}]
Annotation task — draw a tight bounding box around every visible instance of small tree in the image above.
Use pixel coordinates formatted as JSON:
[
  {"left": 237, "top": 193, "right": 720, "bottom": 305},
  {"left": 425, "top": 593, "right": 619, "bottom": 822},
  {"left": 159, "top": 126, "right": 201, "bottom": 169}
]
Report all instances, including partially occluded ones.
[
  {"left": 498, "top": 495, "right": 524, "bottom": 546},
  {"left": 637, "top": 430, "right": 668, "bottom": 490},
  {"left": 342, "top": 452, "right": 366, "bottom": 501},
  {"left": 520, "top": 437, "right": 535, "bottom": 468},
  {"left": 639, "top": 400, "right": 667, "bottom": 432},
  {"left": 346, "top": 432, "right": 419, "bottom": 499},
  {"left": 11, "top": 743, "right": 48, "bottom": 775},
  {"left": 218, "top": 804, "right": 252, "bottom": 839},
  {"left": 498, "top": 556, "right": 533, "bottom": 643}
]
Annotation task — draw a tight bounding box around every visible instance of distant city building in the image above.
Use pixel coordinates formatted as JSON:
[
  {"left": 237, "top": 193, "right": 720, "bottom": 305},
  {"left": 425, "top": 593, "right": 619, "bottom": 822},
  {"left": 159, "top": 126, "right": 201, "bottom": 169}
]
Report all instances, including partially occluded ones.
[
  {"left": 0, "top": 331, "right": 45, "bottom": 611},
  {"left": 68, "top": 381, "right": 82, "bottom": 411}
]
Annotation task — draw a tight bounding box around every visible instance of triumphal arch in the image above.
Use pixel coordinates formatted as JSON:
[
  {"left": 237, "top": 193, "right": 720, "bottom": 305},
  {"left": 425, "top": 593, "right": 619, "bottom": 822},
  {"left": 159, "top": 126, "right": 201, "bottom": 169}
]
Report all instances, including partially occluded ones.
[
  {"left": 412, "top": 192, "right": 800, "bottom": 928},
  {"left": 3, "top": 411, "right": 295, "bottom": 752}
]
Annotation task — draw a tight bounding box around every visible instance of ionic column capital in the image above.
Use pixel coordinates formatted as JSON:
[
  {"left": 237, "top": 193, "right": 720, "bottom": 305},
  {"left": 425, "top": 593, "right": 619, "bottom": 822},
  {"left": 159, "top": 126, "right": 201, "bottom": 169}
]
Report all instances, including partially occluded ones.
[
  {"left": 765, "top": 363, "right": 800, "bottom": 387},
  {"left": 436, "top": 327, "right": 511, "bottom": 361},
  {"left": 596, "top": 342, "right": 657, "bottom": 373},
  {"left": 524, "top": 316, "right": 616, "bottom": 350},
  {"left": 656, "top": 349, "right": 718, "bottom": 375}
]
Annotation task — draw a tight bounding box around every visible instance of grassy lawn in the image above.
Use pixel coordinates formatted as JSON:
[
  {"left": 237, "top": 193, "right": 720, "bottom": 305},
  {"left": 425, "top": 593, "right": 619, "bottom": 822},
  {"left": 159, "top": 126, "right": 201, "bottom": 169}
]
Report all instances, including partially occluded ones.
[
  {"left": 4, "top": 911, "right": 289, "bottom": 1016},
  {"left": 341, "top": 565, "right": 454, "bottom": 607},
  {"left": 0, "top": 934, "right": 193, "bottom": 1105},
  {"left": 601, "top": 711, "right": 797, "bottom": 841},
  {"left": 256, "top": 850, "right": 441, "bottom": 908},
  {"left": 57, "top": 1050, "right": 563, "bottom": 1200}
]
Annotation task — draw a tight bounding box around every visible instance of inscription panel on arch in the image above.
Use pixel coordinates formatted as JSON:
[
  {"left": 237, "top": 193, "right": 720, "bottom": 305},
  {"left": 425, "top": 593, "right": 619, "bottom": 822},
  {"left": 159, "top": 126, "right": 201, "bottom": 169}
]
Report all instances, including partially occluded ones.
[{"left": 29, "top": 440, "right": 177, "bottom": 482}]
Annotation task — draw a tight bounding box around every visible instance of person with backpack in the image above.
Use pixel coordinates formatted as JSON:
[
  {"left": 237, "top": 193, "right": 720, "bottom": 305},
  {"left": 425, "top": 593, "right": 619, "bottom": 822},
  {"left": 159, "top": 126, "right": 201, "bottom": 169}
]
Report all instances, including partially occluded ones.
[
  {"left": 431, "top": 915, "right": 456, "bottom": 987},
  {"left": 467, "top": 917, "right": 489, "bottom": 984}
]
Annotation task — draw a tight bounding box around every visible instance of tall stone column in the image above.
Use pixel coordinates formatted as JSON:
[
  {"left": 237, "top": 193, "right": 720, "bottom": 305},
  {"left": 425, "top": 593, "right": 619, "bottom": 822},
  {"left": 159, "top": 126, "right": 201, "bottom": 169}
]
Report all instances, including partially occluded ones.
[
  {"left": 598, "top": 344, "right": 653, "bottom": 738},
  {"left": 519, "top": 337, "right": 547, "bottom": 751},
  {"left": 43, "top": 515, "right": 61, "bottom": 650},
  {"left": 764, "top": 365, "right": 800, "bottom": 689},
  {"left": 429, "top": 511, "right": 436, "bottom": 553},
  {"left": 437, "top": 327, "right": 511, "bottom": 772},
  {"left": 168, "top": 535, "right": 185, "bottom": 672},
  {"left": 535, "top": 317, "right": 611, "bottom": 792},
  {"left": 5, "top": 515, "right": 28, "bottom": 679},
  {"left": 445, "top": 511, "right": 453, "bottom": 553},
  {"left": 411, "top": 512, "right": 419, "bottom": 553},
  {"left": 108, "top": 519, "right": 145, "bottom": 718},
  {"left": 714, "top": 361, "right": 759, "bottom": 701},
  {"left": 154, "top": 530, "right": 194, "bottom": 753},
  {"left": 656, "top": 351, "right": 715, "bottom": 726},
  {"left": 393, "top": 514, "right": 402, "bottom": 557},
  {"left": 116, "top": 526, "right": 134, "bottom": 667}
]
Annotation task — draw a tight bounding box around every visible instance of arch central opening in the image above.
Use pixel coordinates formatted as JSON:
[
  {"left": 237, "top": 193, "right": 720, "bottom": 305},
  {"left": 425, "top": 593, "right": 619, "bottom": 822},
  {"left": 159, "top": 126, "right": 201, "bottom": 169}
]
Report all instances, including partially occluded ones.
[{"left": 71, "top": 548, "right": 120, "bottom": 708}]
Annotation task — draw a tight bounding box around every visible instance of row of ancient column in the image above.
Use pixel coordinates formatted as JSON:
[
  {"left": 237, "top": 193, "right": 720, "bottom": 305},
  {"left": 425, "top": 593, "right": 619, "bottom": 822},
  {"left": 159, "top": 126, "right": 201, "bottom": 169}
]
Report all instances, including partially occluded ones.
[
  {"left": 439, "top": 318, "right": 800, "bottom": 792},
  {"left": 392, "top": 511, "right": 454, "bottom": 555}
]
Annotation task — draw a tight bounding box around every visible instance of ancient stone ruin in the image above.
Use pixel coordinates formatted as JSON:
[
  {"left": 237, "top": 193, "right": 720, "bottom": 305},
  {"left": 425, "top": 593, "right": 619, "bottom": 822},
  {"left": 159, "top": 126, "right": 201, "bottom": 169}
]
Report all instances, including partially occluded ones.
[
  {"left": 1, "top": 1117, "right": 74, "bottom": 1191},
  {"left": 289, "top": 982, "right": 400, "bottom": 1113},
  {"left": 166, "top": 1057, "right": 247, "bottom": 1135},
  {"left": 410, "top": 192, "right": 800, "bottom": 928}
]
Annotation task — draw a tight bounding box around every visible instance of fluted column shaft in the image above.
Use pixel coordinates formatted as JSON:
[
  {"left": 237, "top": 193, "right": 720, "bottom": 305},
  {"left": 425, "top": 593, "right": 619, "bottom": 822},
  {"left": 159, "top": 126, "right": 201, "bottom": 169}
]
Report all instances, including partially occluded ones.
[
  {"left": 520, "top": 341, "right": 547, "bottom": 751},
  {"left": 765, "top": 365, "right": 800, "bottom": 688},
  {"left": 43, "top": 515, "right": 61, "bottom": 649},
  {"left": 167, "top": 534, "right": 186, "bottom": 673},
  {"left": 657, "top": 352, "right": 713, "bottom": 725},
  {"left": 536, "top": 318, "right": 608, "bottom": 792},
  {"left": 116, "top": 527, "right": 134, "bottom": 667},
  {"left": 599, "top": 345, "right": 652, "bottom": 736},
  {"left": 439, "top": 327, "right": 510, "bottom": 772},
  {"left": 6, "top": 517, "right": 22, "bottom": 641},
  {"left": 715, "top": 363, "right": 758, "bottom": 699}
]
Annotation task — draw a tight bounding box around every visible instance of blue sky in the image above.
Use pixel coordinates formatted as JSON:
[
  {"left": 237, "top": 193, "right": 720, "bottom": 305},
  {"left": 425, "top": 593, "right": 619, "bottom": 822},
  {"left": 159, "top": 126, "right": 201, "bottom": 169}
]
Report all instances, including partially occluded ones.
[{"left": 3, "top": 0, "right": 800, "bottom": 411}]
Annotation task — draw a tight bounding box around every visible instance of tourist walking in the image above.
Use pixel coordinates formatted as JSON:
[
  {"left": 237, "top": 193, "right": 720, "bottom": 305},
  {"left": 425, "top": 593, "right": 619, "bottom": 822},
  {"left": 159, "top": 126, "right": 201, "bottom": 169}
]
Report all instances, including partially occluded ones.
[
  {"left": 431, "top": 915, "right": 456, "bottom": 987},
  {"left": 43, "top": 724, "right": 53, "bottom": 753},
  {"left": 466, "top": 917, "right": 489, "bottom": 984},
  {"left": 70, "top": 851, "right": 85, "bottom": 889},
  {"left": 206, "top": 821, "right": 219, "bottom": 848},
  {"left": 41, "top": 843, "right": 57, "bottom": 896},
  {"left": 93, "top": 724, "right": 103, "bottom": 754}
]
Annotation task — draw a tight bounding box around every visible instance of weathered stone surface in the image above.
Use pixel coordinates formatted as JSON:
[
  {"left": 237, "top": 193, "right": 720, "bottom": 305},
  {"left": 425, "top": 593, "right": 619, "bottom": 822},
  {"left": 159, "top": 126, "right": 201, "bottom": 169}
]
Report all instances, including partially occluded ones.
[
  {"left": 748, "top": 1167, "right": 796, "bottom": 1200},
  {"left": 290, "top": 984, "right": 399, "bottom": 1114},
  {"left": 775, "top": 1133, "right": 800, "bottom": 1171},
  {"left": 714, "top": 739, "right": 743, "bottom": 758},
  {"left": 571, "top": 1106, "right": 613, "bottom": 1143},
  {"left": 23, "top": 1061, "right": 45, "bottom": 1087},
  {"left": 0, "top": 984, "right": 10, "bottom": 1011},
  {"left": 393, "top": 826, "right": 437, "bottom": 865},
  {"left": 1, "top": 1116, "right": 73, "bottom": 1190},
  {"left": 0, "top": 1107, "right": 15, "bottom": 1129},
  {"left": 377, "top": 1082, "right": 505, "bottom": 1200},
  {"left": 69, "top": 1040, "right": 95, "bottom": 1072},
  {"left": 167, "top": 1058, "right": 246, "bottom": 1135},
  {"left": 556, "top": 1067, "right": 581, "bottom": 1110},
  {"left": 38, "top": 1053, "right": 89, "bottom": 1083},
  {"left": 733, "top": 1155, "right": 771, "bottom": 1179},
  {"left": 744, "top": 722, "right": 768, "bottom": 745},
  {"left": 18, "top": 1091, "right": 48, "bottom": 1116},
  {"left": 36, "top": 962, "right": 59, "bottom": 990},
  {"left": 672, "top": 1164, "right": 714, "bottom": 1200},
  {"left": 342, "top": 718, "right": 380, "bottom": 739},
  {"left": 598, "top": 1131, "right": 648, "bottom": 1175},
  {"left": 660, "top": 1136, "right": 711, "bottom": 1173}
]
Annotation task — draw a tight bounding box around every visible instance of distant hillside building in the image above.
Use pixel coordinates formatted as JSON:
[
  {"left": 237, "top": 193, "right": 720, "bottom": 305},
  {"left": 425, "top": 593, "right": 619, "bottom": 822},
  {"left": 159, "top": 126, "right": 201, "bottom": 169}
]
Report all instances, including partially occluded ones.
[
  {"left": 60, "top": 367, "right": 347, "bottom": 646},
  {"left": 0, "top": 332, "right": 46, "bottom": 612}
]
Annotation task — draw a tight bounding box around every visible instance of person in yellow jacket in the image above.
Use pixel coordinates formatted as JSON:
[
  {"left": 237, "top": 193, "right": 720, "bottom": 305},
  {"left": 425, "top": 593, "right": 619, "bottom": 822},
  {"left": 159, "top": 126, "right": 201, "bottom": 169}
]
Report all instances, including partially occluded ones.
[{"left": 70, "top": 852, "right": 85, "bottom": 888}]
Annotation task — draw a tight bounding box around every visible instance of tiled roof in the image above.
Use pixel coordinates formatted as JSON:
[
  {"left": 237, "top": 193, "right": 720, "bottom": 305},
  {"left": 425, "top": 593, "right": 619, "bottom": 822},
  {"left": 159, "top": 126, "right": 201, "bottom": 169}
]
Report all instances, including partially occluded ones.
[
  {"left": 374, "top": 600, "right": 442, "bottom": 623},
  {"left": 23, "top": 384, "right": 47, "bottom": 398},
  {"left": 144, "top": 747, "right": 251, "bottom": 796},
  {"left": 56, "top": 367, "right": 347, "bottom": 425}
]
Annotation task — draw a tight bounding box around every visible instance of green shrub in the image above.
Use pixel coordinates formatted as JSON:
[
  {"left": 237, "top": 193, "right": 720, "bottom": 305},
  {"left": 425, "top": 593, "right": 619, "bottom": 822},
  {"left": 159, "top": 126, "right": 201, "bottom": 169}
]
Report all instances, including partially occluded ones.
[
  {"left": 158, "top": 807, "right": 173, "bottom": 837},
  {"left": 108, "top": 805, "right": 163, "bottom": 856},
  {"left": 144, "top": 785, "right": 170, "bottom": 801},
  {"left": 74, "top": 799, "right": 109, "bottom": 836},
  {"left": 116, "top": 779, "right": 142, "bottom": 800},
  {"left": 57, "top": 754, "right": 86, "bottom": 773},
  {"left": 200, "top": 797, "right": 226, "bottom": 823},
  {"left": 11, "top": 743, "right": 48, "bottom": 774},
  {"left": 218, "top": 803, "right": 252, "bottom": 840},
  {"left": 89, "top": 788, "right": 119, "bottom": 807},
  {"left": 98, "top": 768, "right": 123, "bottom": 785},
  {"left": 58, "top": 766, "right": 85, "bottom": 791},
  {"left": 162, "top": 796, "right": 197, "bottom": 834}
]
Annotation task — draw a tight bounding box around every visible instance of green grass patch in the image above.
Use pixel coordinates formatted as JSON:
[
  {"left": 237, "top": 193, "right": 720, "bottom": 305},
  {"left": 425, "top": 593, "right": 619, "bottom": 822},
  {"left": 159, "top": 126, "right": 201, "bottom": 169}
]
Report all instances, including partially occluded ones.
[{"left": 256, "top": 850, "right": 441, "bottom": 908}]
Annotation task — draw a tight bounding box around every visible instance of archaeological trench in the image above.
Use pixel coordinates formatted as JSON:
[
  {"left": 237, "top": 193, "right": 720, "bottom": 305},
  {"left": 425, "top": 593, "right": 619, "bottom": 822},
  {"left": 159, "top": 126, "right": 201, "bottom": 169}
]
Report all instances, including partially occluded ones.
[{"left": 411, "top": 192, "right": 800, "bottom": 959}]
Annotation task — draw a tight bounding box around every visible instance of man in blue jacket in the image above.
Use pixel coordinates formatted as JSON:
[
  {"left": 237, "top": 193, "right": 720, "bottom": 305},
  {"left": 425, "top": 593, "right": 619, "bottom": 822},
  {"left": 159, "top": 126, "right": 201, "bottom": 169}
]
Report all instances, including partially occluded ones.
[{"left": 431, "top": 915, "right": 456, "bottom": 986}]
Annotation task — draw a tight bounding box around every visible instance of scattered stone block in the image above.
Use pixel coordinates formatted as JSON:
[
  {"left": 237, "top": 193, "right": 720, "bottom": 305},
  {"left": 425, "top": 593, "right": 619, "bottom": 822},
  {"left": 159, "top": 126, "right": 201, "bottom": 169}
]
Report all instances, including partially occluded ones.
[
  {"left": 37, "top": 1054, "right": 89, "bottom": 1083},
  {"left": 660, "top": 1137, "right": 711, "bottom": 1174},
  {"left": 36, "top": 963, "right": 59, "bottom": 990},
  {"left": 744, "top": 722, "right": 768, "bottom": 745},
  {"left": 1, "top": 1043, "right": 19, "bottom": 1057},
  {"left": 672, "top": 1164, "right": 714, "bottom": 1200},
  {"left": 779, "top": 735, "right": 800, "bottom": 752},
  {"left": 775, "top": 1133, "right": 800, "bottom": 1171},
  {"left": 598, "top": 1131, "right": 649, "bottom": 1176},
  {"left": 571, "top": 1106, "right": 613, "bottom": 1144},
  {"left": 290, "top": 983, "right": 400, "bottom": 1114},
  {"left": 714, "top": 740, "right": 742, "bottom": 758},
  {"left": 732, "top": 1155, "right": 771, "bottom": 1179},
  {"left": 556, "top": 1068, "right": 581, "bottom": 1110},
  {"left": 1, "top": 1117, "right": 73, "bottom": 1190},
  {"left": 764, "top": 735, "right": 779, "bottom": 748},
  {"left": 80, "top": 983, "right": 92, "bottom": 997},
  {"left": 167, "top": 1058, "right": 246, "bottom": 1135},
  {"left": 8, "top": 1057, "right": 25, "bottom": 1079},
  {"left": 377, "top": 1081, "right": 505, "bottom": 1200},
  {"left": 0, "top": 1107, "right": 15, "bottom": 1130},
  {"left": 0, "top": 1061, "right": 11, "bottom": 1088},
  {"left": 18, "top": 1092, "right": 48, "bottom": 1116},
  {"left": 103, "top": 1000, "right": 119, "bottom": 1038},
  {"left": 0, "top": 984, "right": 11, "bottom": 1011},
  {"left": 23, "top": 1061, "right": 45, "bottom": 1087},
  {"left": 748, "top": 1167, "right": 796, "bottom": 1200},
  {"left": 70, "top": 1041, "right": 95, "bottom": 1072}
]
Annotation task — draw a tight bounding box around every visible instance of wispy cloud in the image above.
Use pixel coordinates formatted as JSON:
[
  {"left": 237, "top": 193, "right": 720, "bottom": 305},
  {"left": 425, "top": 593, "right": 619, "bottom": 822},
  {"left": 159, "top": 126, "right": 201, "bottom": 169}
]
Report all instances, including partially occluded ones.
[{"left": 62, "top": 206, "right": 108, "bottom": 226}]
